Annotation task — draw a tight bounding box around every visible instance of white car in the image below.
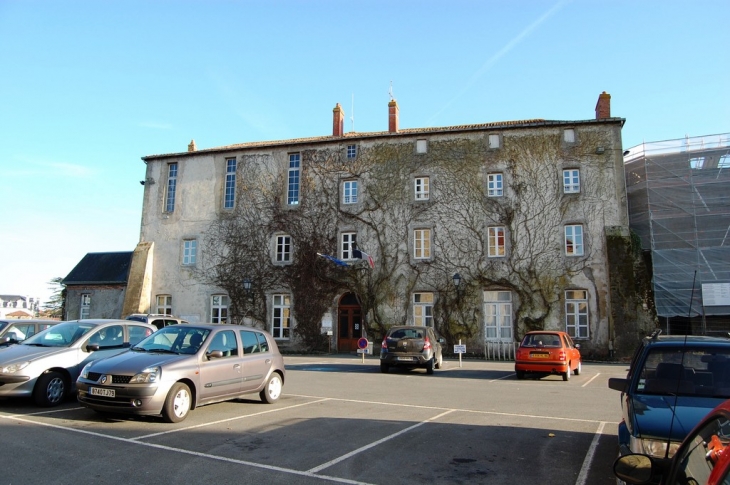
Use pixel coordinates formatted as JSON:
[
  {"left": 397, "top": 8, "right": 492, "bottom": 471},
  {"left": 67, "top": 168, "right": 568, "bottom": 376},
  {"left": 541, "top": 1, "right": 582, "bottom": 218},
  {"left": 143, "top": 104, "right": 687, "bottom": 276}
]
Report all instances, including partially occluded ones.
[{"left": 0, "top": 319, "right": 156, "bottom": 406}]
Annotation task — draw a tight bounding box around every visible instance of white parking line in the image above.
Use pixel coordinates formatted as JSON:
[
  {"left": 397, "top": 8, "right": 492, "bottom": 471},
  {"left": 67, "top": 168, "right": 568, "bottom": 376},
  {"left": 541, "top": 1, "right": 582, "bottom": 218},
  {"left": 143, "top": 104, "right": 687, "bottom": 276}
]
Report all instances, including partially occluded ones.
[
  {"left": 307, "top": 409, "right": 456, "bottom": 473},
  {"left": 575, "top": 421, "right": 607, "bottom": 485},
  {"left": 0, "top": 412, "right": 375, "bottom": 485},
  {"left": 582, "top": 373, "right": 601, "bottom": 387},
  {"left": 133, "top": 398, "right": 331, "bottom": 439}
]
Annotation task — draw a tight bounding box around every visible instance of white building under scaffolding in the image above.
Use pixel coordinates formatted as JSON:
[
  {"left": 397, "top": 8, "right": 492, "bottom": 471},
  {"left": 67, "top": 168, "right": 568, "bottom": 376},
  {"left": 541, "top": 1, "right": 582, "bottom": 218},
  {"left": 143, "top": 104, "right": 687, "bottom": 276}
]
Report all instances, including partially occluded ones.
[{"left": 625, "top": 133, "right": 730, "bottom": 334}]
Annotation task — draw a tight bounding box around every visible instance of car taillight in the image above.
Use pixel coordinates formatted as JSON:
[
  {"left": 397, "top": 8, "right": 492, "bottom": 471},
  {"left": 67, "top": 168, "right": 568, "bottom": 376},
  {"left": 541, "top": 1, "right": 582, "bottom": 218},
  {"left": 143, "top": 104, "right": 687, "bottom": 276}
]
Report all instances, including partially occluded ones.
[
  {"left": 423, "top": 337, "right": 431, "bottom": 350},
  {"left": 558, "top": 350, "right": 566, "bottom": 361},
  {"left": 381, "top": 338, "right": 388, "bottom": 349}
]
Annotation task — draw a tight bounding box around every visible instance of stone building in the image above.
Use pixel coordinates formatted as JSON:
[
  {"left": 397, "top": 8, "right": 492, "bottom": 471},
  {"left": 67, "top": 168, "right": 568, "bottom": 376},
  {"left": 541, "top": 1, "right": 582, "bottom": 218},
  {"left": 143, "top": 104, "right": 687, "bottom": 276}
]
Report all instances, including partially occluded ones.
[{"left": 127, "top": 93, "right": 639, "bottom": 358}]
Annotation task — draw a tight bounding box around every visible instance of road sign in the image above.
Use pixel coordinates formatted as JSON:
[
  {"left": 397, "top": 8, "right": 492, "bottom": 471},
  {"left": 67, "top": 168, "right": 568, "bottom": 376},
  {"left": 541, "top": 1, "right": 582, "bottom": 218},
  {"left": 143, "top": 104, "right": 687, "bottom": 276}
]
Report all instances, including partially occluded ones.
[
  {"left": 357, "top": 337, "right": 368, "bottom": 349},
  {"left": 454, "top": 344, "right": 467, "bottom": 354}
]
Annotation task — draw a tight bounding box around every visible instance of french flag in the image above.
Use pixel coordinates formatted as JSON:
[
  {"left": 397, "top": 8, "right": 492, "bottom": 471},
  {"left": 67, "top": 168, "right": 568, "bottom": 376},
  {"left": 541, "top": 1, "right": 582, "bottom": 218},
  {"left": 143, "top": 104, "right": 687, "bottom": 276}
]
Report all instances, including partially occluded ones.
[
  {"left": 317, "top": 253, "right": 349, "bottom": 267},
  {"left": 353, "top": 248, "right": 375, "bottom": 269}
]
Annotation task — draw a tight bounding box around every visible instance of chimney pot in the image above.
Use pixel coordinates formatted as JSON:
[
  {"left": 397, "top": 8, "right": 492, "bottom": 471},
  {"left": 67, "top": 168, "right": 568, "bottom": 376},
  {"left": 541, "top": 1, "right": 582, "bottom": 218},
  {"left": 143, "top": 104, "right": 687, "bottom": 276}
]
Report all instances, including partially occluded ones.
[
  {"left": 388, "top": 99, "right": 399, "bottom": 133},
  {"left": 332, "top": 103, "right": 344, "bottom": 137},
  {"left": 595, "top": 91, "right": 611, "bottom": 120},
  {"left": 188, "top": 139, "right": 196, "bottom": 152}
]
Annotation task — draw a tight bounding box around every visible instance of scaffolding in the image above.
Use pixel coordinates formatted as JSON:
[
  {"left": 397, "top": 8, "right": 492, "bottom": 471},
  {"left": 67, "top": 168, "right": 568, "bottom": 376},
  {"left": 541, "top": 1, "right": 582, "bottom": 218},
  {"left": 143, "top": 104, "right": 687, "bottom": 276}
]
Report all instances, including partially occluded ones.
[{"left": 625, "top": 133, "right": 730, "bottom": 334}]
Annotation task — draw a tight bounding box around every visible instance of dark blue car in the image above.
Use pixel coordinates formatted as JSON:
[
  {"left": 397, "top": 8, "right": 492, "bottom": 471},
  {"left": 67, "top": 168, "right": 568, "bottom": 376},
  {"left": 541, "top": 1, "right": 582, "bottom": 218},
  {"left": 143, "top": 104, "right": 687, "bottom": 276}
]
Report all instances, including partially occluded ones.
[{"left": 609, "top": 331, "right": 730, "bottom": 473}]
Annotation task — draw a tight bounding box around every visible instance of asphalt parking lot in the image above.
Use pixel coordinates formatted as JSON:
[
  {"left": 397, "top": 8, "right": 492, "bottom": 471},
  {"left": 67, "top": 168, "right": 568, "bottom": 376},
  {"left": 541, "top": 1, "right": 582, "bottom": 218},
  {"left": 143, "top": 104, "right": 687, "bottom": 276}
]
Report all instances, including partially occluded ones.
[{"left": 0, "top": 355, "right": 627, "bottom": 485}]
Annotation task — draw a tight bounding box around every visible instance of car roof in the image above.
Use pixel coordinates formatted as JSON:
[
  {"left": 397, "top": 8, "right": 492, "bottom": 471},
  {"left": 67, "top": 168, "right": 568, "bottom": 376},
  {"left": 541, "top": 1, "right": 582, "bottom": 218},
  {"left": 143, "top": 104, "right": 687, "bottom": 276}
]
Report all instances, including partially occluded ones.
[
  {"left": 60, "top": 319, "right": 152, "bottom": 326},
  {"left": 524, "top": 330, "right": 567, "bottom": 335},
  {"left": 167, "top": 323, "right": 270, "bottom": 332},
  {"left": 644, "top": 335, "right": 730, "bottom": 348},
  {"left": 0, "top": 319, "right": 59, "bottom": 324}
]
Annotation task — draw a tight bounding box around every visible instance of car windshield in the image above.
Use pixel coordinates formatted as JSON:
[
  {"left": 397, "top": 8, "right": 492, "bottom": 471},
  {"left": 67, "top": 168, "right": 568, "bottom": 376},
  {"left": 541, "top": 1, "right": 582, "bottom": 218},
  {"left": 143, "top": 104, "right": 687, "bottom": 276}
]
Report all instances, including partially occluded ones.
[
  {"left": 635, "top": 347, "right": 730, "bottom": 398},
  {"left": 521, "top": 334, "right": 562, "bottom": 348},
  {"left": 389, "top": 328, "right": 425, "bottom": 340},
  {"left": 22, "top": 322, "right": 95, "bottom": 347},
  {"left": 133, "top": 326, "right": 210, "bottom": 355}
]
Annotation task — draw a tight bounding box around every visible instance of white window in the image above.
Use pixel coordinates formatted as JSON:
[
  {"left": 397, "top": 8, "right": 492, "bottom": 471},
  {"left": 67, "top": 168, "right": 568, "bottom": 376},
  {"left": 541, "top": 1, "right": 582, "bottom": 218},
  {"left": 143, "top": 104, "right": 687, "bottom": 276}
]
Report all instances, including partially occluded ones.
[
  {"left": 563, "top": 169, "right": 580, "bottom": 193},
  {"left": 343, "top": 180, "right": 358, "bottom": 204},
  {"left": 156, "top": 295, "right": 172, "bottom": 315},
  {"left": 224, "top": 158, "right": 237, "bottom": 209},
  {"left": 287, "top": 153, "right": 300, "bottom": 205},
  {"left": 488, "top": 134, "right": 500, "bottom": 149},
  {"left": 563, "top": 128, "right": 575, "bottom": 143},
  {"left": 341, "top": 232, "right": 357, "bottom": 260},
  {"left": 165, "top": 163, "right": 178, "bottom": 212},
  {"left": 564, "top": 225, "right": 584, "bottom": 256},
  {"left": 488, "top": 226, "right": 505, "bottom": 257},
  {"left": 413, "top": 293, "right": 434, "bottom": 327},
  {"left": 484, "top": 291, "right": 512, "bottom": 342},
  {"left": 272, "top": 294, "right": 291, "bottom": 339},
  {"left": 211, "top": 295, "right": 229, "bottom": 324},
  {"left": 565, "top": 290, "right": 589, "bottom": 338},
  {"left": 347, "top": 144, "right": 357, "bottom": 159},
  {"left": 80, "top": 294, "right": 91, "bottom": 320},
  {"left": 183, "top": 239, "right": 197, "bottom": 265},
  {"left": 487, "top": 173, "right": 503, "bottom": 197},
  {"left": 416, "top": 139, "right": 428, "bottom": 154},
  {"left": 415, "top": 177, "right": 430, "bottom": 200},
  {"left": 276, "top": 235, "right": 291, "bottom": 263},
  {"left": 414, "top": 229, "right": 431, "bottom": 259}
]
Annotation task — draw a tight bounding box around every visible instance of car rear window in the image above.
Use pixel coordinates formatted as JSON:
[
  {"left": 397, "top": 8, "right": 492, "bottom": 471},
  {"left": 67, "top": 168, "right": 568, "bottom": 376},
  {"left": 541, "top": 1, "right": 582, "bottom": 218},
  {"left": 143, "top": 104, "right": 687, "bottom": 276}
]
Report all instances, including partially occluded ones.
[
  {"left": 521, "top": 334, "right": 562, "bottom": 347},
  {"left": 389, "top": 328, "right": 425, "bottom": 339},
  {"left": 635, "top": 347, "right": 730, "bottom": 398}
]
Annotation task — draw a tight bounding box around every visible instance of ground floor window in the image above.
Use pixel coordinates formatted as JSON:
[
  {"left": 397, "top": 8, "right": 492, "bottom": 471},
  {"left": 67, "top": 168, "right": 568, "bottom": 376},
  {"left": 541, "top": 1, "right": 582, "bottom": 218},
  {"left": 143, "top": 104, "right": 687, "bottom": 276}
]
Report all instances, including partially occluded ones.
[
  {"left": 484, "top": 291, "right": 512, "bottom": 341},
  {"left": 211, "top": 295, "right": 229, "bottom": 324},
  {"left": 413, "top": 292, "right": 434, "bottom": 327},
  {"left": 272, "top": 294, "right": 291, "bottom": 339},
  {"left": 80, "top": 294, "right": 91, "bottom": 319},
  {"left": 565, "top": 290, "right": 589, "bottom": 339},
  {"left": 156, "top": 295, "right": 172, "bottom": 315}
]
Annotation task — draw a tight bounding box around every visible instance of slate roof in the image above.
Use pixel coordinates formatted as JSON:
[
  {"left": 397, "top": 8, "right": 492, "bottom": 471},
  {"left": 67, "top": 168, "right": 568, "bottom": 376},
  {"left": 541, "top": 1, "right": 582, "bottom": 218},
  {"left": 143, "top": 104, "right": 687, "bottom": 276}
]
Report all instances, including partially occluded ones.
[
  {"left": 62, "top": 251, "right": 133, "bottom": 285},
  {"left": 142, "top": 116, "right": 626, "bottom": 161}
]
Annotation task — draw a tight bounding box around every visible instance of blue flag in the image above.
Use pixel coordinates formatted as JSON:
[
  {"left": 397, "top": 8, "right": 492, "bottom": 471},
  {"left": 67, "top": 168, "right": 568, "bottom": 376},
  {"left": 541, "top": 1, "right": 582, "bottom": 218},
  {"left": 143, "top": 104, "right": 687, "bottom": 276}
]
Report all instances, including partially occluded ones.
[{"left": 317, "top": 253, "right": 349, "bottom": 267}]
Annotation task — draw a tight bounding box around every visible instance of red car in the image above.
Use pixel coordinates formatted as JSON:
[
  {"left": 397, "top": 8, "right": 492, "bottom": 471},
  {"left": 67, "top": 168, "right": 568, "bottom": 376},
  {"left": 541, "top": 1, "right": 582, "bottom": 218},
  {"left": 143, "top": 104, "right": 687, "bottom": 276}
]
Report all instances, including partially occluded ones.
[
  {"left": 514, "top": 331, "right": 581, "bottom": 381},
  {"left": 614, "top": 399, "right": 730, "bottom": 484}
]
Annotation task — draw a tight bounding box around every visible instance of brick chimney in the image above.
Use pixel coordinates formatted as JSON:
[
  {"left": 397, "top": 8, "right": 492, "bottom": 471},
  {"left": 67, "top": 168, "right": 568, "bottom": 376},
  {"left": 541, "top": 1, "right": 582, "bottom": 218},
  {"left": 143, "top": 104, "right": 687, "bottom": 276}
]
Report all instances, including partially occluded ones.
[
  {"left": 332, "top": 103, "right": 344, "bottom": 136},
  {"left": 595, "top": 91, "right": 611, "bottom": 120},
  {"left": 388, "top": 99, "right": 399, "bottom": 133},
  {"left": 188, "top": 139, "right": 196, "bottom": 152}
]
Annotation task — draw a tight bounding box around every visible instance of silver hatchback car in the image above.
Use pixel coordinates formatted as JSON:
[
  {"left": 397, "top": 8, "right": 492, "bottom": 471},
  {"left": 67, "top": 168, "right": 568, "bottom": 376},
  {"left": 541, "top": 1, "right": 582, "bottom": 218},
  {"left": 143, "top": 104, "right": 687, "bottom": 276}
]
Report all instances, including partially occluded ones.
[
  {"left": 0, "top": 319, "right": 156, "bottom": 406},
  {"left": 77, "top": 324, "right": 286, "bottom": 423}
]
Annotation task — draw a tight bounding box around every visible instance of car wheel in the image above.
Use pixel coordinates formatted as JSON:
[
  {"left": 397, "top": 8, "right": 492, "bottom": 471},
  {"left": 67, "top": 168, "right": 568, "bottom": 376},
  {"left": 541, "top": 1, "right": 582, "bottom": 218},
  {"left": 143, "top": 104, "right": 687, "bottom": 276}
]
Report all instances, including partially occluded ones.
[
  {"left": 380, "top": 363, "right": 389, "bottom": 373},
  {"left": 563, "top": 368, "right": 571, "bottom": 381},
  {"left": 260, "top": 373, "right": 283, "bottom": 404},
  {"left": 516, "top": 370, "right": 525, "bottom": 380},
  {"left": 162, "top": 382, "right": 192, "bottom": 423},
  {"left": 426, "top": 358, "right": 434, "bottom": 375},
  {"left": 33, "top": 371, "right": 67, "bottom": 407},
  {"left": 574, "top": 361, "right": 582, "bottom": 376}
]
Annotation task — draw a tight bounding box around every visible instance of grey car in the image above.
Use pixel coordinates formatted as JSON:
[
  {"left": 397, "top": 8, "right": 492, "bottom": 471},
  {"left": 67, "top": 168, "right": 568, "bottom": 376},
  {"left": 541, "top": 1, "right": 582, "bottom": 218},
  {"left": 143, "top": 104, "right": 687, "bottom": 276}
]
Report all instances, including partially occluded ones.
[
  {"left": 0, "top": 319, "right": 156, "bottom": 406},
  {"left": 0, "top": 319, "right": 59, "bottom": 348},
  {"left": 77, "top": 323, "right": 286, "bottom": 423},
  {"left": 380, "top": 325, "right": 444, "bottom": 374}
]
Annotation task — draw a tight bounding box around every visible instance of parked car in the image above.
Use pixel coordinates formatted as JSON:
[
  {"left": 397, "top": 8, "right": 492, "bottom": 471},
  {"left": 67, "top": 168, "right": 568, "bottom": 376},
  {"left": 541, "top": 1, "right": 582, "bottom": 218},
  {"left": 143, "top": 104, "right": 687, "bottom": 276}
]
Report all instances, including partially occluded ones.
[
  {"left": 125, "top": 314, "right": 188, "bottom": 330},
  {"left": 608, "top": 330, "right": 730, "bottom": 477},
  {"left": 0, "top": 319, "right": 58, "bottom": 348},
  {"left": 613, "top": 398, "right": 730, "bottom": 485},
  {"left": 379, "top": 325, "right": 444, "bottom": 374},
  {"left": 77, "top": 323, "right": 285, "bottom": 423},
  {"left": 0, "top": 319, "right": 155, "bottom": 406},
  {"left": 514, "top": 330, "right": 582, "bottom": 381}
]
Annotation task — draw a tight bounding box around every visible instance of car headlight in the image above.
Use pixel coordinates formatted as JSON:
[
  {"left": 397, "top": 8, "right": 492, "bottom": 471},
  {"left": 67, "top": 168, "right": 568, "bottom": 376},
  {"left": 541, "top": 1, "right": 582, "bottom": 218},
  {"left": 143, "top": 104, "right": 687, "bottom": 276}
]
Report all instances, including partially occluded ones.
[
  {"left": 631, "top": 435, "right": 681, "bottom": 458},
  {"left": 1, "top": 361, "right": 30, "bottom": 374},
  {"left": 129, "top": 366, "right": 161, "bottom": 383},
  {"left": 80, "top": 362, "right": 94, "bottom": 379}
]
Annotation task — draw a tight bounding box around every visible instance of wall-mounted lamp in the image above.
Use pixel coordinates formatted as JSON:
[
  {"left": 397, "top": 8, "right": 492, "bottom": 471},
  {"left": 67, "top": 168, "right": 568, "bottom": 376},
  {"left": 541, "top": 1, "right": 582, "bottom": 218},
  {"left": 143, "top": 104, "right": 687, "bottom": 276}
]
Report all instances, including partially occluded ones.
[
  {"left": 623, "top": 150, "right": 631, "bottom": 156},
  {"left": 453, "top": 273, "right": 462, "bottom": 288},
  {"left": 243, "top": 278, "right": 252, "bottom": 293},
  {"left": 139, "top": 180, "right": 145, "bottom": 185}
]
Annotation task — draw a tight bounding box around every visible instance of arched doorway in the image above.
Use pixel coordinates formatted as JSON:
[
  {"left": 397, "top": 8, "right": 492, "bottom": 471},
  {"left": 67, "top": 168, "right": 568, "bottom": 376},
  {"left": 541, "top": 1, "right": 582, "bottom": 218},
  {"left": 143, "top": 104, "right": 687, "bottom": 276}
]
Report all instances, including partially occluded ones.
[{"left": 337, "top": 293, "right": 362, "bottom": 352}]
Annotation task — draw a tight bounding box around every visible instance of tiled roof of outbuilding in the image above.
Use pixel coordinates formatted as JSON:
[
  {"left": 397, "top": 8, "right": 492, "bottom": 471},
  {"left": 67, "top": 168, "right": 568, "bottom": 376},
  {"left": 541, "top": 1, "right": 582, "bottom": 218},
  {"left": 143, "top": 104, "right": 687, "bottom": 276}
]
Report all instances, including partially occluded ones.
[{"left": 62, "top": 251, "right": 133, "bottom": 285}]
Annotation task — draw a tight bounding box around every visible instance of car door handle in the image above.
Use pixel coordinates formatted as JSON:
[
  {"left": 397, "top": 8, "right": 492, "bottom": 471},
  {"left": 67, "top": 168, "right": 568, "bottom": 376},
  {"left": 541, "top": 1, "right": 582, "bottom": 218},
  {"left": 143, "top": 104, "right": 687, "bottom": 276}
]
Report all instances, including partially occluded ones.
[
  {"left": 234, "top": 364, "right": 241, "bottom": 369},
  {"left": 266, "top": 359, "right": 271, "bottom": 364}
]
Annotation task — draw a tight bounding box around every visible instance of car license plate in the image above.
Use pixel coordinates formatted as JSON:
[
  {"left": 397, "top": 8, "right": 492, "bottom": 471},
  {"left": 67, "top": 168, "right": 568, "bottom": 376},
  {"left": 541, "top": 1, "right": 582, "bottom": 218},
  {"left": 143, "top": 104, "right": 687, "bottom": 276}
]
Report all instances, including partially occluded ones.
[
  {"left": 397, "top": 357, "right": 414, "bottom": 361},
  {"left": 90, "top": 387, "right": 115, "bottom": 398},
  {"left": 530, "top": 353, "right": 550, "bottom": 359}
]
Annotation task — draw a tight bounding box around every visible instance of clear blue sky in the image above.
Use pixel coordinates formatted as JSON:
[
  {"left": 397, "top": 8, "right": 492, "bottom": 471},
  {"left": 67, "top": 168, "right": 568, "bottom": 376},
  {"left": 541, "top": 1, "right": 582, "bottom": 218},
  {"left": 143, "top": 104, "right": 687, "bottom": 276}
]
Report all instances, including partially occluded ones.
[{"left": 1, "top": 0, "right": 728, "bottom": 305}]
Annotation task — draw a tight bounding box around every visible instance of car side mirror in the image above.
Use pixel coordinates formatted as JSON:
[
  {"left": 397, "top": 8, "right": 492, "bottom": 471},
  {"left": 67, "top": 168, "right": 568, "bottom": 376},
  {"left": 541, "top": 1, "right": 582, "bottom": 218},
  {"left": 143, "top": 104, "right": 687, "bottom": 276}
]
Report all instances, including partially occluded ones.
[
  {"left": 608, "top": 377, "right": 628, "bottom": 392},
  {"left": 574, "top": 343, "right": 580, "bottom": 349},
  {"left": 613, "top": 454, "right": 654, "bottom": 484},
  {"left": 86, "top": 344, "right": 101, "bottom": 352},
  {"left": 207, "top": 350, "right": 224, "bottom": 360},
  {"left": 438, "top": 338, "right": 445, "bottom": 344}
]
